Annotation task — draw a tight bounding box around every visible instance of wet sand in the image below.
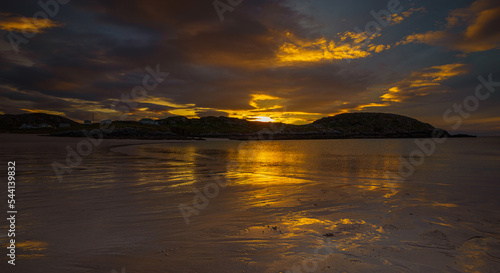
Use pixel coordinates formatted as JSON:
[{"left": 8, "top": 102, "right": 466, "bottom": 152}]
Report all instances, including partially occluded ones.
[{"left": 1, "top": 134, "right": 499, "bottom": 272}]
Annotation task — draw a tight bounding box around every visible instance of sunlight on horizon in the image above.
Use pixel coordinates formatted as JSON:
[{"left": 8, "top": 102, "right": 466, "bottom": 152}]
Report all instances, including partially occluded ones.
[{"left": 253, "top": 116, "right": 275, "bottom": 122}]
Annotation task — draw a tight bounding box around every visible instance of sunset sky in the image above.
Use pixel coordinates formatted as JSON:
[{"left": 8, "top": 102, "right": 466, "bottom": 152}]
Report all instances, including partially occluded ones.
[{"left": 1, "top": 0, "right": 499, "bottom": 134}]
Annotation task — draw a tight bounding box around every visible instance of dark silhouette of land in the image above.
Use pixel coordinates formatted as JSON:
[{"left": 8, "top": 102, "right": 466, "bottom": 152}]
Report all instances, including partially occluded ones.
[{"left": 0, "top": 112, "right": 475, "bottom": 139}]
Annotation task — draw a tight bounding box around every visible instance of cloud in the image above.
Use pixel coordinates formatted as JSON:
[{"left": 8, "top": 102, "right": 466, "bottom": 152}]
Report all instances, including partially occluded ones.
[
  {"left": 196, "top": 109, "right": 229, "bottom": 117},
  {"left": 276, "top": 25, "right": 407, "bottom": 63},
  {"left": 21, "top": 108, "right": 66, "bottom": 116},
  {"left": 0, "top": 0, "right": 389, "bottom": 125},
  {"left": 380, "top": 63, "right": 469, "bottom": 103},
  {"left": 0, "top": 12, "right": 63, "bottom": 32},
  {"left": 390, "top": 7, "right": 426, "bottom": 25},
  {"left": 345, "top": 102, "right": 390, "bottom": 112},
  {"left": 0, "top": 0, "right": 497, "bottom": 132},
  {"left": 276, "top": 31, "right": 377, "bottom": 63},
  {"left": 275, "top": 6, "right": 425, "bottom": 63},
  {"left": 398, "top": 0, "right": 500, "bottom": 53},
  {"left": 249, "top": 94, "right": 283, "bottom": 111}
]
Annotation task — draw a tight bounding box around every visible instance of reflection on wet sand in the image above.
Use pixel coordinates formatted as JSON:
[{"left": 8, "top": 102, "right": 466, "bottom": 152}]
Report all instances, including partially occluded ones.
[
  {"left": 1, "top": 135, "right": 499, "bottom": 272},
  {"left": 16, "top": 241, "right": 48, "bottom": 259}
]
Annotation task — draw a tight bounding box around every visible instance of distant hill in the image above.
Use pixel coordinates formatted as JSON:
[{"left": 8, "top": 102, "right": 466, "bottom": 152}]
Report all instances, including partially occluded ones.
[
  {"left": 0, "top": 112, "right": 469, "bottom": 139},
  {"left": 157, "top": 112, "right": 446, "bottom": 139},
  {"left": 159, "top": 116, "right": 282, "bottom": 136},
  {"left": 0, "top": 113, "right": 79, "bottom": 130},
  {"left": 307, "top": 112, "right": 438, "bottom": 138}
]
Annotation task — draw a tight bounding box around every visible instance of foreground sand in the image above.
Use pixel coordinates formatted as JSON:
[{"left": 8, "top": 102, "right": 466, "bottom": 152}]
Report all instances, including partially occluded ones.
[{"left": 0, "top": 134, "right": 499, "bottom": 272}]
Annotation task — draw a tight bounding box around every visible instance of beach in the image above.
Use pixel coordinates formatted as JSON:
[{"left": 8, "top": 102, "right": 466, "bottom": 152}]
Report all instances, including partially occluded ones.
[{"left": 1, "top": 134, "right": 499, "bottom": 272}]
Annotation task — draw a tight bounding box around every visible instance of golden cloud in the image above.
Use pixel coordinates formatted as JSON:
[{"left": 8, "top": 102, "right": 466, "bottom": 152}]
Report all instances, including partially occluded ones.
[
  {"left": 21, "top": 109, "right": 66, "bottom": 116},
  {"left": 0, "top": 13, "right": 63, "bottom": 32},
  {"left": 249, "top": 94, "right": 283, "bottom": 111},
  {"left": 391, "top": 7, "right": 426, "bottom": 25},
  {"left": 140, "top": 97, "right": 196, "bottom": 109},
  {"left": 276, "top": 31, "right": 386, "bottom": 63},
  {"left": 171, "top": 93, "right": 323, "bottom": 124},
  {"left": 275, "top": 6, "right": 426, "bottom": 64},
  {"left": 225, "top": 109, "right": 324, "bottom": 125},
  {"left": 350, "top": 102, "right": 391, "bottom": 111},
  {"left": 381, "top": 63, "right": 469, "bottom": 102}
]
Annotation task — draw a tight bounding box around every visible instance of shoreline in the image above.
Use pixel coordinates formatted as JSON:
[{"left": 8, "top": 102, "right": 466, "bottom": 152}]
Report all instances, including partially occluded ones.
[{"left": 0, "top": 132, "right": 477, "bottom": 141}]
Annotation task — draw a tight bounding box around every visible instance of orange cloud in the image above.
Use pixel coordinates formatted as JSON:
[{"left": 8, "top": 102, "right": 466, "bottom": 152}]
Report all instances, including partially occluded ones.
[
  {"left": 391, "top": 7, "right": 426, "bottom": 25},
  {"left": 105, "top": 92, "right": 324, "bottom": 124},
  {"left": 225, "top": 109, "right": 324, "bottom": 125},
  {"left": 381, "top": 63, "right": 469, "bottom": 103},
  {"left": 398, "top": 0, "right": 500, "bottom": 53},
  {"left": 176, "top": 93, "right": 325, "bottom": 124},
  {"left": 276, "top": 31, "right": 387, "bottom": 63},
  {"left": 351, "top": 102, "right": 391, "bottom": 111},
  {"left": 0, "top": 13, "right": 63, "bottom": 32},
  {"left": 249, "top": 94, "right": 282, "bottom": 110},
  {"left": 276, "top": 7, "right": 425, "bottom": 64},
  {"left": 21, "top": 109, "right": 66, "bottom": 116}
]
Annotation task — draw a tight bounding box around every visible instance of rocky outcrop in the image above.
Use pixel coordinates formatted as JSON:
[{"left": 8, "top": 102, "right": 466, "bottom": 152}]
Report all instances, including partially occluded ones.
[
  {"left": 159, "top": 116, "right": 276, "bottom": 136},
  {"left": 305, "top": 112, "right": 441, "bottom": 138}
]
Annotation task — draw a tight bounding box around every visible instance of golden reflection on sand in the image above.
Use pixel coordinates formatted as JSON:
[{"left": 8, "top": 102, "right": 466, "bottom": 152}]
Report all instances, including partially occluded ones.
[{"left": 16, "top": 240, "right": 48, "bottom": 259}]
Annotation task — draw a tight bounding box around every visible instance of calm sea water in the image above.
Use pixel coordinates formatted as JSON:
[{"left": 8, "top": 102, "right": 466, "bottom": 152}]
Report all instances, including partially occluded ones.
[{"left": 1, "top": 136, "right": 500, "bottom": 272}]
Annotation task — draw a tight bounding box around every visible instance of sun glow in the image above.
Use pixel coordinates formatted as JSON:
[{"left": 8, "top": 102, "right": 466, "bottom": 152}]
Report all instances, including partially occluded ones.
[{"left": 254, "top": 116, "right": 274, "bottom": 122}]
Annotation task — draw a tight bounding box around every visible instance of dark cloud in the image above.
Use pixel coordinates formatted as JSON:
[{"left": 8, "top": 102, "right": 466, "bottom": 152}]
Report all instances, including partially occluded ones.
[
  {"left": 196, "top": 109, "right": 229, "bottom": 117},
  {"left": 398, "top": 0, "right": 500, "bottom": 53}
]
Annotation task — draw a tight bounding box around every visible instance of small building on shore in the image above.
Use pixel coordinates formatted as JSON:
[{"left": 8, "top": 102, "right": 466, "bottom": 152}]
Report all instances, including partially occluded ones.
[
  {"left": 19, "top": 123, "right": 52, "bottom": 129},
  {"left": 59, "top": 123, "right": 70, "bottom": 128},
  {"left": 84, "top": 120, "right": 92, "bottom": 125},
  {"left": 139, "top": 118, "right": 158, "bottom": 125},
  {"left": 100, "top": 119, "right": 112, "bottom": 125},
  {"left": 19, "top": 124, "right": 36, "bottom": 129}
]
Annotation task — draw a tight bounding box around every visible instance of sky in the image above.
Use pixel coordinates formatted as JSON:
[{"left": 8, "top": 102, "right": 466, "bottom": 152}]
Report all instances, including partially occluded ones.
[{"left": 0, "top": 0, "right": 499, "bottom": 135}]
